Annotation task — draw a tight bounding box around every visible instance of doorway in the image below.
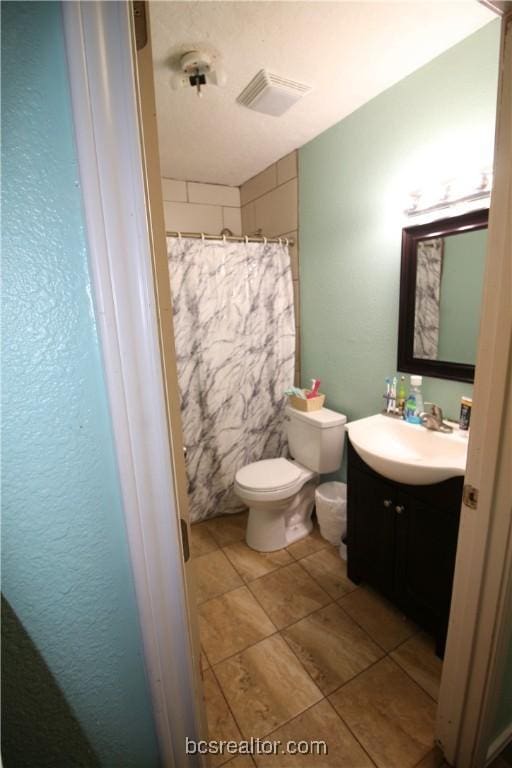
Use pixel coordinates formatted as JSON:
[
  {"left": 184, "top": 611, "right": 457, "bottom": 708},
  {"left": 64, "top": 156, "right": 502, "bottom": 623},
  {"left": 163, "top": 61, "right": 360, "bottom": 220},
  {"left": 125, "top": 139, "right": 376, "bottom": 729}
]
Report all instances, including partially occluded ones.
[
  {"left": 144, "top": 2, "right": 505, "bottom": 767},
  {"left": 64, "top": 2, "right": 512, "bottom": 766}
]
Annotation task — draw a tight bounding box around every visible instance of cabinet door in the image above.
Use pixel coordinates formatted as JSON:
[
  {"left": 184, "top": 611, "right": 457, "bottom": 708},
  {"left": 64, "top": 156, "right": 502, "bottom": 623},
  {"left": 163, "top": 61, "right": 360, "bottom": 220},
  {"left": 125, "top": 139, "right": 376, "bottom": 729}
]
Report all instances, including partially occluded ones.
[
  {"left": 394, "top": 491, "right": 460, "bottom": 635},
  {"left": 347, "top": 466, "right": 396, "bottom": 598}
]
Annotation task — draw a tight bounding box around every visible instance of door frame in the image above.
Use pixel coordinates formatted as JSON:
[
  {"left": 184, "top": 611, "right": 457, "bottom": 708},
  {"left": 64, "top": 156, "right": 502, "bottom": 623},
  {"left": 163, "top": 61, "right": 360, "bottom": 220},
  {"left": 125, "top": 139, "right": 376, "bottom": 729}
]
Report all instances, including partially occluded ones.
[
  {"left": 62, "top": 2, "right": 512, "bottom": 767},
  {"left": 435, "top": 10, "right": 512, "bottom": 767},
  {"left": 62, "top": 3, "right": 205, "bottom": 766}
]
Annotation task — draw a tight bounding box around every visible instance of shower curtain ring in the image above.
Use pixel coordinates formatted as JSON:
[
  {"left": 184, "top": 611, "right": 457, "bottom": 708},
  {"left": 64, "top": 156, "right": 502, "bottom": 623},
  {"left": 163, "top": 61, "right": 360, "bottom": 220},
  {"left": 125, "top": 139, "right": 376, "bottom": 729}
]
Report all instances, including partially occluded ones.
[
  {"left": 263, "top": 236, "right": 267, "bottom": 245},
  {"left": 245, "top": 235, "right": 249, "bottom": 244},
  {"left": 201, "top": 232, "right": 205, "bottom": 242},
  {"left": 178, "top": 231, "right": 182, "bottom": 240},
  {"left": 285, "top": 237, "right": 289, "bottom": 246},
  {"left": 278, "top": 237, "right": 282, "bottom": 246},
  {"left": 222, "top": 233, "right": 226, "bottom": 243}
]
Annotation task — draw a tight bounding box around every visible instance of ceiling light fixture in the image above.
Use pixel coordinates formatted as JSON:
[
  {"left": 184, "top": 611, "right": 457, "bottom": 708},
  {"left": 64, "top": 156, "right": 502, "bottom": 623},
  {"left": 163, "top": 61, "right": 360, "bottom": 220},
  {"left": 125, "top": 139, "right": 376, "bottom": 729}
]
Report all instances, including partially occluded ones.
[{"left": 171, "top": 50, "right": 226, "bottom": 97}]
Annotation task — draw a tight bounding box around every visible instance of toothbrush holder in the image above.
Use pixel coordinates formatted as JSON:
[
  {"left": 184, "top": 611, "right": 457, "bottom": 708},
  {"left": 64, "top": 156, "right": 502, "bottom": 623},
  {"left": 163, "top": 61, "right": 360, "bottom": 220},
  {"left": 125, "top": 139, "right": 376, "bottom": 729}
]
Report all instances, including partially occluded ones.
[{"left": 288, "top": 392, "right": 326, "bottom": 412}]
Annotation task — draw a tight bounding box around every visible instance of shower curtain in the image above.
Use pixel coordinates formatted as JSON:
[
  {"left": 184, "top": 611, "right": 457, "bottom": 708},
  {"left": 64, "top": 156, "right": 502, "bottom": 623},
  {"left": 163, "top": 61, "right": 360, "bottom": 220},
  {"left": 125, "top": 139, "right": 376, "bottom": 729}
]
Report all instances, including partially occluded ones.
[
  {"left": 414, "top": 237, "right": 444, "bottom": 360},
  {"left": 167, "top": 236, "right": 296, "bottom": 522}
]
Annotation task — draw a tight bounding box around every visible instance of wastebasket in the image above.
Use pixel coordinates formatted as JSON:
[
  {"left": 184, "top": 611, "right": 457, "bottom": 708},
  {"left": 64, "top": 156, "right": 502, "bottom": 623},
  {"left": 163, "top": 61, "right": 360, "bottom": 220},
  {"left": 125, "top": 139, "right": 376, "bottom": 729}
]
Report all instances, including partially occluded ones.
[{"left": 315, "top": 482, "right": 347, "bottom": 556}]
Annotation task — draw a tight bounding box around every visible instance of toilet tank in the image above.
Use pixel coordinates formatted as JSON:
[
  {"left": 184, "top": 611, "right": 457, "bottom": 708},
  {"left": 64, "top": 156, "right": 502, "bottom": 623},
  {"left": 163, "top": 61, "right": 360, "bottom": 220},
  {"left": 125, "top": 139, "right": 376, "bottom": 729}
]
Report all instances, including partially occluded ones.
[{"left": 285, "top": 405, "right": 347, "bottom": 473}]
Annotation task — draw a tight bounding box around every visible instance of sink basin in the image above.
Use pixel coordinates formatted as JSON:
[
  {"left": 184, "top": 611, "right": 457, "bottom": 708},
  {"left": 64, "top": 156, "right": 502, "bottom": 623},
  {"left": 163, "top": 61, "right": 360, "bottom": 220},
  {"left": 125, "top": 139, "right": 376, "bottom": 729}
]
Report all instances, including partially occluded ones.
[{"left": 346, "top": 414, "right": 468, "bottom": 485}]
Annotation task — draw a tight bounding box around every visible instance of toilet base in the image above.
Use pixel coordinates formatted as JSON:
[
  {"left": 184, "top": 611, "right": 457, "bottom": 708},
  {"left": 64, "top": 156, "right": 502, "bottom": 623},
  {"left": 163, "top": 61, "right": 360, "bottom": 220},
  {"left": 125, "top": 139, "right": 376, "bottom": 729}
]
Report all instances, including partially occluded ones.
[{"left": 245, "top": 479, "right": 317, "bottom": 552}]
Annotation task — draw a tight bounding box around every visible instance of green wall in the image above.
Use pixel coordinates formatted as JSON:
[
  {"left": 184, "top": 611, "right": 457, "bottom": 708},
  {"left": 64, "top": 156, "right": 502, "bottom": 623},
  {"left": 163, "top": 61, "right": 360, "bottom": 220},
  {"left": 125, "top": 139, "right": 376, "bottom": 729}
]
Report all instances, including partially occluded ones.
[
  {"left": 300, "top": 19, "right": 510, "bottom": 751},
  {"left": 438, "top": 228, "right": 487, "bottom": 364},
  {"left": 299, "top": 21, "right": 500, "bottom": 430}
]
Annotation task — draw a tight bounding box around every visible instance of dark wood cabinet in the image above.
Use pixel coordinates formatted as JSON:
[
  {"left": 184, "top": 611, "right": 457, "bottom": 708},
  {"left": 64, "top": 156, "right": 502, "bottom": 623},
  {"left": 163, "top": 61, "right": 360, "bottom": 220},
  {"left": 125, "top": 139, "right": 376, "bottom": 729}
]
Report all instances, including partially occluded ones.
[{"left": 347, "top": 439, "right": 463, "bottom": 657}]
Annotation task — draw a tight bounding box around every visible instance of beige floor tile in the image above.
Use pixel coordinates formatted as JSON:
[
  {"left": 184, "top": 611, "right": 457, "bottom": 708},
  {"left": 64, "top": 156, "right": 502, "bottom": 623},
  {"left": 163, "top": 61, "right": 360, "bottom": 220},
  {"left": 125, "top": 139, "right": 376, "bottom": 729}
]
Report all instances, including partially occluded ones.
[
  {"left": 254, "top": 699, "right": 374, "bottom": 767},
  {"left": 223, "top": 540, "right": 293, "bottom": 582},
  {"left": 329, "top": 657, "right": 436, "bottom": 768},
  {"left": 282, "top": 603, "right": 384, "bottom": 694},
  {"left": 206, "top": 511, "right": 249, "bottom": 547},
  {"left": 339, "top": 586, "right": 417, "bottom": 651},
  {"left": 299, "top": 548, "right": 358, "bottom": 600},
  {"left": 391, "top": 633, "right": 443, "bottom": 701},
  {"left": 214, "top": 634, "right": 322, "bottom": 739},
  {"left": 194, "top": 549, "right": 243, "bottom": 604},
  {"left": 203, "top": 669, "right": 242, "bottom": 767},
  {"left": 199, "top": 586, "right": 276, "bottom": 664},
  {"left": 414, "top": 747, "right": 445, "bottom": 768},
  {"left": 286, "top": 526, "right": 332, "bottom": 560},
  {"left": 190, "top": 522, "right": 219, "bottom": 559},
  {"left": 248, "top": 563, "right": 331, "bottom": 629}
]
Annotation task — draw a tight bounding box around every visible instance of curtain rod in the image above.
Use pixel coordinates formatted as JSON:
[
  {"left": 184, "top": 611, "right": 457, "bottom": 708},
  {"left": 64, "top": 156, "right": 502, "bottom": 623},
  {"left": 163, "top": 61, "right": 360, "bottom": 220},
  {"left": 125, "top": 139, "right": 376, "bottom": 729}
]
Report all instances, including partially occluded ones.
[{"left": 166, "top": 230, "right": 295, "bottom": 246}]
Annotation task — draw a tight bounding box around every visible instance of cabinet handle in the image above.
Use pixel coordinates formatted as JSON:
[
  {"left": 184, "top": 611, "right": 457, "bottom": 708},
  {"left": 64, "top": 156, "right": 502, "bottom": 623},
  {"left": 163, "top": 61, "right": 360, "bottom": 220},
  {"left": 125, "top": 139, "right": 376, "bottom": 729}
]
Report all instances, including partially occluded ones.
[
  {"left": 395, "top": 505, "right": 405, "bottom": 515},
  {"left": 383, "top": 499, "right": 393, "bottom": 508}
]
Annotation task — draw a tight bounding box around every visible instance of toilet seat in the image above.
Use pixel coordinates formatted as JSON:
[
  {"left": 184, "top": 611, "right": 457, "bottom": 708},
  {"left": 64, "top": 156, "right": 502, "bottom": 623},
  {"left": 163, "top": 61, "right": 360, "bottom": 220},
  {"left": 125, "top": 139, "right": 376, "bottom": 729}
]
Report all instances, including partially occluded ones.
[
  {"left": 235, "top": 458, "right": 313, "bottom": 503},
  {"left": 236, "top": 458, "right": 302, "bottom": 492}
]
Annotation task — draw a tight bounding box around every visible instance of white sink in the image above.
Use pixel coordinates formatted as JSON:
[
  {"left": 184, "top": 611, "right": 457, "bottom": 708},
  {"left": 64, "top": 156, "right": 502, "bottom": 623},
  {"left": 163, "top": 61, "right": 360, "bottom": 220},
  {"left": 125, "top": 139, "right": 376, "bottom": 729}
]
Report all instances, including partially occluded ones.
[{"left": 346, "top": 414, "right": 468, "bottom": 485}]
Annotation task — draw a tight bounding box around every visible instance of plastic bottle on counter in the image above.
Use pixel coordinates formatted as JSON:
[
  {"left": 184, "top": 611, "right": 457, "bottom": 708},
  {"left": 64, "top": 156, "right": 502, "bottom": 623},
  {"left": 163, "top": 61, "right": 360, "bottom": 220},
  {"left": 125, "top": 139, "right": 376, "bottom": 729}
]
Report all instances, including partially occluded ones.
[
  {"left": 459, "top": 396, "right": 472, "bottom": 431},
  {"left": 397, "top": 376, "right": 407, "bottom": 417},
  {"left": 405, "top": 375, "right": 424, "bottom": 424}
]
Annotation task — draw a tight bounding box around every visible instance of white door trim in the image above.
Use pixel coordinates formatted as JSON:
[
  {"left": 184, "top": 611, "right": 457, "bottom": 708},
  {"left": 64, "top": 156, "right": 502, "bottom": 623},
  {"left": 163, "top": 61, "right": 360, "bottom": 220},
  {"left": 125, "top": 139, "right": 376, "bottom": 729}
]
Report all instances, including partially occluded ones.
[
  {"left": 435, "top": 12, "right": 512, "bottom": 767},
  {"left": 62, "top": 3, "right": 201, "bottom": 765}
]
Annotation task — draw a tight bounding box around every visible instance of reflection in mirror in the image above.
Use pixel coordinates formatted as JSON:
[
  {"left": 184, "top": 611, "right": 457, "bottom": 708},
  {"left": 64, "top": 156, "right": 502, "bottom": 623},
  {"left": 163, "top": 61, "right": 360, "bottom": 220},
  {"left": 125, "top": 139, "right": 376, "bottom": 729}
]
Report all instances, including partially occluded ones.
[
  {"left": 414, "top": 228, "right": 487, "bottom": 364},
  {"left": 397, "top": 208, "right": 488, "bottom": 383}
]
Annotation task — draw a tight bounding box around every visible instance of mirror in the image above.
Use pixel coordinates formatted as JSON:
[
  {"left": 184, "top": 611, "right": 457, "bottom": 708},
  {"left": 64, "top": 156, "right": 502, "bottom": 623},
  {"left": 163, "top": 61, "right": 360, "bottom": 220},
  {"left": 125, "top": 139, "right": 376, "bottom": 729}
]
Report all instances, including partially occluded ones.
[{"left": 397, "top": 208, "right": 488, "bottom": 383}]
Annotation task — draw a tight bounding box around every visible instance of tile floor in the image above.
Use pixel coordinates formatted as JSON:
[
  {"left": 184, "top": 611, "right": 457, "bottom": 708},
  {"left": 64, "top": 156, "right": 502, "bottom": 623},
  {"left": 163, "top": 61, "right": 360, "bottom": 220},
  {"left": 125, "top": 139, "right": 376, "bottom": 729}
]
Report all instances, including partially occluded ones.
[{"left": 192, "top": 511, "right": 444, "bottom": 768}]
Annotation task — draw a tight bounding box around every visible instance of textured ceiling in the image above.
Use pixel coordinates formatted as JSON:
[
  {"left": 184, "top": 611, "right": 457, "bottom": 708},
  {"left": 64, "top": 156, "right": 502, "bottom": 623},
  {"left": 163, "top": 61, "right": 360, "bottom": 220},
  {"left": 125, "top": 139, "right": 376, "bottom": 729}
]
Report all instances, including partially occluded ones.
[{"left": 150, "top": 1, "right": 494, "bottom": 186}]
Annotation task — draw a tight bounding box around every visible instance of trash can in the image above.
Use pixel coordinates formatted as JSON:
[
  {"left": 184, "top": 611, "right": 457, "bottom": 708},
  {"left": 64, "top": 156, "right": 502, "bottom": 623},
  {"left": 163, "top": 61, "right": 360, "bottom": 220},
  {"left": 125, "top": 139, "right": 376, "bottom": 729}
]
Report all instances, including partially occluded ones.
[{"left": 315, "top": 482, "right": 347, "bottom": 556}]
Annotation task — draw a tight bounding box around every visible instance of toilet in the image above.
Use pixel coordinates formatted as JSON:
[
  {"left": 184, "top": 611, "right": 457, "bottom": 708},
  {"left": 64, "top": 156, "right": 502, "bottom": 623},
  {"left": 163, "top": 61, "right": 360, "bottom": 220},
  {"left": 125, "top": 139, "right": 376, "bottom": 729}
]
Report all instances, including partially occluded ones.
[{"left": 234, "top": 405, "right": 347, "bottom": 552}]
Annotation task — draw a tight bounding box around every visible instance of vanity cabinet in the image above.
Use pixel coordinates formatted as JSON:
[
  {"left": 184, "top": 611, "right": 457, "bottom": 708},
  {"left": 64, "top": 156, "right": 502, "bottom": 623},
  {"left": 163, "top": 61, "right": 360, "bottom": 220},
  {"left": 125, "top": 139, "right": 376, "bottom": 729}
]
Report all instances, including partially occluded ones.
[{"left": 347, "top": 439, "right": 463, "bottom": 657}]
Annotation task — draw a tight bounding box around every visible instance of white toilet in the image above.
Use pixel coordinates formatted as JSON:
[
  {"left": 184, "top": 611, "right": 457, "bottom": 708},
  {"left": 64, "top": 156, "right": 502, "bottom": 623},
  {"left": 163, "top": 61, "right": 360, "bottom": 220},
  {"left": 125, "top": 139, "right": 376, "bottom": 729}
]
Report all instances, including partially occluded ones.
[{"left": 234, "top": 405, "right": 347, "bottom": 552}]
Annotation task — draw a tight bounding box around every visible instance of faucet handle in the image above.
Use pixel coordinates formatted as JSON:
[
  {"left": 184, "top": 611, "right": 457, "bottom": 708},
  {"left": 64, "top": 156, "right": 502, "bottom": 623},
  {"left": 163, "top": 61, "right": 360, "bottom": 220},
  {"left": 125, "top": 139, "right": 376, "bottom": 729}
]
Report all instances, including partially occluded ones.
[
  {"left": 421, "top": 402, "right": 453, "bottom": 432},
  {"left": 424, "top": 402, "right": 443, "bottom": 420}
]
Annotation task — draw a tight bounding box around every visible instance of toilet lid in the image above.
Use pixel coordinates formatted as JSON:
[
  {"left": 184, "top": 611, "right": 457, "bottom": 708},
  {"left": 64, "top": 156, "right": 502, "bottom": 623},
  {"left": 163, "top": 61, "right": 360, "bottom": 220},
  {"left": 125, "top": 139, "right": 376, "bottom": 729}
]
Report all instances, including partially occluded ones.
[{"left": 236, "top": 458, "right": 303, "bottom": 492}]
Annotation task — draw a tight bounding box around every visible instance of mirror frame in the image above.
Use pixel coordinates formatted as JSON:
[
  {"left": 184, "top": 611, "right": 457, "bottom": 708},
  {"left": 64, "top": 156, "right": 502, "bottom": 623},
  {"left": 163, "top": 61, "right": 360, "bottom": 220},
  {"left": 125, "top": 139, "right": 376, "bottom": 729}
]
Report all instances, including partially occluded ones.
[{"left": 397, "top": 207, "right": 489, "bottom": 383}]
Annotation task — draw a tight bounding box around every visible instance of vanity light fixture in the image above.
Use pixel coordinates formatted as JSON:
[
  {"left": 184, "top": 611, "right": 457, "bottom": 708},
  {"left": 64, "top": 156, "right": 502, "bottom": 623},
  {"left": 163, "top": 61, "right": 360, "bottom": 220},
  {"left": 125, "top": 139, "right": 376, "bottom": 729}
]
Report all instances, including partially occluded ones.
[{"left": 405, "top": 169, "right": 492, "bottom": 217}]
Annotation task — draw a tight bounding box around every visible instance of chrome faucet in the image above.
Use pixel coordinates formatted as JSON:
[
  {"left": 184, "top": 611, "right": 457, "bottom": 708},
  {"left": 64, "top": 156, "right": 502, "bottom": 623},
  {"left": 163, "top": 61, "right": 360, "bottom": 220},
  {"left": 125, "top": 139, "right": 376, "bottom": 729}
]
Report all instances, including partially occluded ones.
[{"left": 420, "top": 403, "right": 453, "bottom": 433}]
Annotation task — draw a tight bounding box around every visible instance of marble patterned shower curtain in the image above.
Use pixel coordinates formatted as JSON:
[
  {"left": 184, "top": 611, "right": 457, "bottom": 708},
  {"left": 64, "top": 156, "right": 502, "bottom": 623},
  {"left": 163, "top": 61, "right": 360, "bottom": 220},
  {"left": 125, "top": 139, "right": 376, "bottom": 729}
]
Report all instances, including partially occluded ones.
[
  {"left": 167, "top": 236, "right": 296, "bottom": 522},
  {"left": 414, "top": 237, "right": 444, "bottom": 359}
]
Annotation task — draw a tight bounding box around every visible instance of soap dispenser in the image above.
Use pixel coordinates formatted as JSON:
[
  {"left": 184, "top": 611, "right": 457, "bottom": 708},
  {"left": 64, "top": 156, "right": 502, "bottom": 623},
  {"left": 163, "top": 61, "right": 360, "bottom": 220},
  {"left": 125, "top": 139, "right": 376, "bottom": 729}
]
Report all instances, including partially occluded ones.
[{"left": 405, "top": 375, "right": 424, "bottom": 423}]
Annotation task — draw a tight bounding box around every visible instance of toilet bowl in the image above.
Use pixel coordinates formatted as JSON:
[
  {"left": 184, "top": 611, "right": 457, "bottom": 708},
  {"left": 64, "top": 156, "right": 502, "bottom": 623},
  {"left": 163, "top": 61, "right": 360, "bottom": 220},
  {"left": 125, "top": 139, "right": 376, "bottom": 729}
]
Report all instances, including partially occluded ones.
[
  {"left": 235, "top": 458, "right": 317, "bottom": 551},
  {"left": 235, "top": 406, "right": 347, "bottom": 552}
]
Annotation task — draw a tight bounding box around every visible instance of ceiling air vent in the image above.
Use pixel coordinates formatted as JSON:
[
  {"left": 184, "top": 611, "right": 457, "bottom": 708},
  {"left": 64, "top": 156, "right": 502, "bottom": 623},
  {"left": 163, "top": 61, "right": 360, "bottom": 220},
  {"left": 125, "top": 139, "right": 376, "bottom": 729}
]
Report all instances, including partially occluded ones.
[{"left": 237, "top": 69, "right": 311, "bottom": 117}]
